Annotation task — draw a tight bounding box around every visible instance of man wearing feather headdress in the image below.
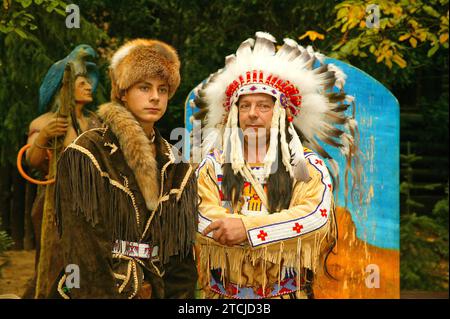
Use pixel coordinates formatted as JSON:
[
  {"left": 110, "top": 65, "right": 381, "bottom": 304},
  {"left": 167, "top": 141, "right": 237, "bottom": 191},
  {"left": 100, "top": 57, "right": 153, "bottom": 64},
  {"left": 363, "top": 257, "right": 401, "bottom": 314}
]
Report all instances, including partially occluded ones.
[{"left": 193, "top": 32, "right": 361, "bottom": 299}]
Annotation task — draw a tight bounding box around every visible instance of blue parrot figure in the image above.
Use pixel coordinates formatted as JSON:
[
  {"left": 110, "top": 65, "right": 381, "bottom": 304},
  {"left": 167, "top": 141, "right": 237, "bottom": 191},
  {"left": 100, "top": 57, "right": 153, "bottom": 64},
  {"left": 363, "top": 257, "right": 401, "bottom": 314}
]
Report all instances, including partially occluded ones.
[{"left": 38, "top": 44, "right": 99, "bottom": 114}]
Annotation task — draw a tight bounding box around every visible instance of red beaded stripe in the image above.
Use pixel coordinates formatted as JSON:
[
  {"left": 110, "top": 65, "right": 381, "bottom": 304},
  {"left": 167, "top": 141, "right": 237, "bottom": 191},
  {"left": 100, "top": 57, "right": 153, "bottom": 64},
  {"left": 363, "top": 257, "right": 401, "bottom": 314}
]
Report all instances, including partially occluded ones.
[{"left": 224, "top": 70, "right": 302, "bottom": 112}]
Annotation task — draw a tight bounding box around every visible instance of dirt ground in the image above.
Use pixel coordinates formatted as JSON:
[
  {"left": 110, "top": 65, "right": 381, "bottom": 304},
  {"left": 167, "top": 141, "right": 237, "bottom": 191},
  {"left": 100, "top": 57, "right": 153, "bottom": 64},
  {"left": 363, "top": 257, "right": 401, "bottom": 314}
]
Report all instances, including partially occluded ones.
[{"left": 0, "top": 249, "right": 35, "bottom": 298}]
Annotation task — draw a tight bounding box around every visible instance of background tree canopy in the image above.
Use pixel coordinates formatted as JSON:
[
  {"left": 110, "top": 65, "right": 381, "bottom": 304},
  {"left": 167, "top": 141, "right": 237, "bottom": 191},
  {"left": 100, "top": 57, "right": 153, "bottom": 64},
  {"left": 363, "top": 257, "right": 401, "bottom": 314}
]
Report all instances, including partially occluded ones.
[{"left": 0, "top": 0, "right": 448, "bottom": 291}]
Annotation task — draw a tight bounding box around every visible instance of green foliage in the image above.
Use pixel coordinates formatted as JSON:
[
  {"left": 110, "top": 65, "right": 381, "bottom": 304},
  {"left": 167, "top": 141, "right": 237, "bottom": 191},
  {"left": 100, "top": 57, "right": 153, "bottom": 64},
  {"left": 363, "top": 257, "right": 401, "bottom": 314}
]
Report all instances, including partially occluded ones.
[
  {"left": 0, "top": 0, "right": 67, "bottom": 38},
  {"left": 399, "top": 76, "right": 448, "bottom": 291},
  {"left": 400, "top": 200, "right": 449, "bottom": 290},
  {"left": 0, "top": 1, "right": 109, "bottom": 166},
  {"left": 327, "top": 0, "right": 449, "bottom": 65},
  {"left": 0, "top": 218, "right": 13, "bottom": 255},
  {"left": 433, "top": 184, "right": 449, "bottom": 227},
  {"left": 400, "top": 144, "right": 449, "bottom": 290},
  {"left": 297, "top": 0, "right": 449, "bottom": 89},
  {"left": 417, "top": 92, "right": 449, "bottom": 146},
  {"left": 399, "top": 149, "right": 444, "bottom": 211}
]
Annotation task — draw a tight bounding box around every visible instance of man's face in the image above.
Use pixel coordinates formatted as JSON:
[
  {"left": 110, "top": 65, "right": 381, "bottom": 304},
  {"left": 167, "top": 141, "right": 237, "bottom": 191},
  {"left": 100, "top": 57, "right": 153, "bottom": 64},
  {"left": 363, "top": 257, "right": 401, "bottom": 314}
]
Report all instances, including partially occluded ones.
[
  {"left": 121, "top": 77, "right": 169, "bottom": 125},
  {"left": 238, "top": 93, "right": 275, "bottom": 143},
  {"left": 74, "top": 76, "right": 93, "bottom": 104}
]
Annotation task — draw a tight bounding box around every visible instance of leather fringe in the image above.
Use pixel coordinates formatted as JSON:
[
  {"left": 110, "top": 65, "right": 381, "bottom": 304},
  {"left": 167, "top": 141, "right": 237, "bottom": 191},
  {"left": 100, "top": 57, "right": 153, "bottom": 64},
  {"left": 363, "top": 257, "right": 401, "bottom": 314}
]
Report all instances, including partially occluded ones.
[
  {"left": 55, "top": 147, "right": 141, "bottom": 243},
  {"left": 55, "top": 145, "right": 198, "bottom": 265},
  {"left": 149, "top": 175, "right": 198, "bottom": 264},
  {"left": 198, "top": 220, "right": 333, "bottom": 288}
]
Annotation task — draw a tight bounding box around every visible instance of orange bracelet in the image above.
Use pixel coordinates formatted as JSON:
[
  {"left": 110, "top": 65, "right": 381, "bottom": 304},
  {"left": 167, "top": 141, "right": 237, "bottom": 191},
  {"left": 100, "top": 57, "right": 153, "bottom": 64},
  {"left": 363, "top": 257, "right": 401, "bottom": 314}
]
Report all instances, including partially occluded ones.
[{"left": 17, "top": 144, "right": 55, "bottom": 185}]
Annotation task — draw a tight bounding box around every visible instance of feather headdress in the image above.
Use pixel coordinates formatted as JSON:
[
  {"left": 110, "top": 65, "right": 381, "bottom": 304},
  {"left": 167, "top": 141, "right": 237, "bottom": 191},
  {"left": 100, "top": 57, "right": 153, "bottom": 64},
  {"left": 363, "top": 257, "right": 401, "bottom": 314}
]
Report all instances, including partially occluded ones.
[{"left": 192, "top": 31, "right": 361, "bottom": 200}]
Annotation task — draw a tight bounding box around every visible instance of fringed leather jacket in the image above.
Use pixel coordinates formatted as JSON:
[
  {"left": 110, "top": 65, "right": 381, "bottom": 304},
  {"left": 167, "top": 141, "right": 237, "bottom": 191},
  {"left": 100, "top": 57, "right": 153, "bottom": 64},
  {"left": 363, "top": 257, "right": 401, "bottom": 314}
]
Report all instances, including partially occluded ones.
[{"left": 53, "top": 102, "right": 198, "bottom": 299}]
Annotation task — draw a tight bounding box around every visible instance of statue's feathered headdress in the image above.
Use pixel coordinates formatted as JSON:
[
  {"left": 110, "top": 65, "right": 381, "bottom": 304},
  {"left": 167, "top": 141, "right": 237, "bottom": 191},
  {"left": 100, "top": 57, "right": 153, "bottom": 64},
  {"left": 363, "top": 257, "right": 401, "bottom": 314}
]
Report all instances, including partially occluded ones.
[{"left": 192, "top": 31, "right": 362, "bottom": 201}]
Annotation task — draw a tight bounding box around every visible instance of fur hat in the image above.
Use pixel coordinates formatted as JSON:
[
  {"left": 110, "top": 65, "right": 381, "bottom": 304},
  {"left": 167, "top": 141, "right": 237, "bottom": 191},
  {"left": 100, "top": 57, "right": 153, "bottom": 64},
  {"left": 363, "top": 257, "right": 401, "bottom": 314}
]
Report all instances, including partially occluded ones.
[{"left": 109, "top": 39, "right": 181, "bottom": 102}]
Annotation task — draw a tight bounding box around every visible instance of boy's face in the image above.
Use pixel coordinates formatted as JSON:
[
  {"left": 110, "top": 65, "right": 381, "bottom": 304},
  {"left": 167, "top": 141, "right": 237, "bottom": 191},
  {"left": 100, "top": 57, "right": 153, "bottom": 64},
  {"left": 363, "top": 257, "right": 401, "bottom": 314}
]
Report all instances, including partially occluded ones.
[{"left": 121, "top": 77, "right": 169, "bottom": 125}]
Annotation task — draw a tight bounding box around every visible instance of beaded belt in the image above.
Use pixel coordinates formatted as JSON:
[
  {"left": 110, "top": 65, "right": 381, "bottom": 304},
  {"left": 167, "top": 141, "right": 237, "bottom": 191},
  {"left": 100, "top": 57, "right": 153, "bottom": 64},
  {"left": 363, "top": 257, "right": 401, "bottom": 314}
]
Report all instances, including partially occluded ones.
[{"left": 112, "top": 240, "right": 159, "bottom": 259}]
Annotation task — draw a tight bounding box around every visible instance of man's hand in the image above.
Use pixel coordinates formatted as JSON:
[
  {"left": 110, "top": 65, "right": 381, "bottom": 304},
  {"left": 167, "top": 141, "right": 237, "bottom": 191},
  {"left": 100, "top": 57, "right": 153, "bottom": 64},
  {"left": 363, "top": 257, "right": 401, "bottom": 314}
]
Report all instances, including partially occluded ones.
[
  {"left": 40, "top": 115, "right": 69, "bottom": 140},
  {"left": 202, "top": 218, "right": 248, "bottom": 246},
  {"left": 26, "top": 114, "right": 69, "bottom": 170}
]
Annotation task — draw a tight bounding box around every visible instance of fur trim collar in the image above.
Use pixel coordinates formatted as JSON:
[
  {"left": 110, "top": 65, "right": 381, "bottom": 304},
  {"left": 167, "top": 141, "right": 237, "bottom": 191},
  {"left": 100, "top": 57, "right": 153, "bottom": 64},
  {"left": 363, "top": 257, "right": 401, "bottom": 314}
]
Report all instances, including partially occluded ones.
[{"left": 97, "top": 102, "right": 160, "bottom": 211}]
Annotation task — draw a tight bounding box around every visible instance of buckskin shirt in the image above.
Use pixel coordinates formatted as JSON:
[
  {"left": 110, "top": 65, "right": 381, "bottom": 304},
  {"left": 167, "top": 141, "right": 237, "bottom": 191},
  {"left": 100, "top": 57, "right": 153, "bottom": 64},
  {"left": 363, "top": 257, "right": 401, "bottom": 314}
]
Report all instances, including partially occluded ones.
[
  {"left": 52, "top": 102, "right": 198, "bottom": 299},
  {"left": 196, "top": 148, "right": 336, "bottom": 299}
]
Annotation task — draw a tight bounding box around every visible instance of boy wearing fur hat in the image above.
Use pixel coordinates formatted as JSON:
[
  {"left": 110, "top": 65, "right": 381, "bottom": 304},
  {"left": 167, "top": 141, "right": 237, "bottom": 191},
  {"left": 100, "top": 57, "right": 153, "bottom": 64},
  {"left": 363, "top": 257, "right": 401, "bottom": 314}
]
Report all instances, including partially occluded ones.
[{"left": 52, "top": 39, "right": 198, "bottom": 299}]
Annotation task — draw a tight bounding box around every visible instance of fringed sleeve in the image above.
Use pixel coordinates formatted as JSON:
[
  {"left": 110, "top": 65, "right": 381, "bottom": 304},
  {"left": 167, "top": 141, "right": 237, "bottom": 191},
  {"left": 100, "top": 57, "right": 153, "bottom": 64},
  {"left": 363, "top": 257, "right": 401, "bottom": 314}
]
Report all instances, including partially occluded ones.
[
  {"left": 149, "top": 167, "right": 198, "bottom": 264},
  {"left": 54, "top": 146, "right": 123, "bottom": 298}
]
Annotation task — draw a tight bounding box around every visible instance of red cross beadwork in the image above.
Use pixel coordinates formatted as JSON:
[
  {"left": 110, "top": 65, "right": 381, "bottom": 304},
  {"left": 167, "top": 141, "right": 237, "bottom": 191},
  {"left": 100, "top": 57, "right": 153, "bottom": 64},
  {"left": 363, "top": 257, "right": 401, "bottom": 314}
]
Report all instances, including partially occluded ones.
[
  {"left": 320, "top": 208, "right": 328, "bottom": 218},
  {"left": 224, "top": 70, "right": 302, "bottom": 112},
  {"left": 315, "top": 159, "right": 323, "bottom": 165},
  {"left": 257, "top": 230, "right": 268, "bottom": 241},
  {"left": 292, "top": 223, "right": 303, "bottom": 233}
]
